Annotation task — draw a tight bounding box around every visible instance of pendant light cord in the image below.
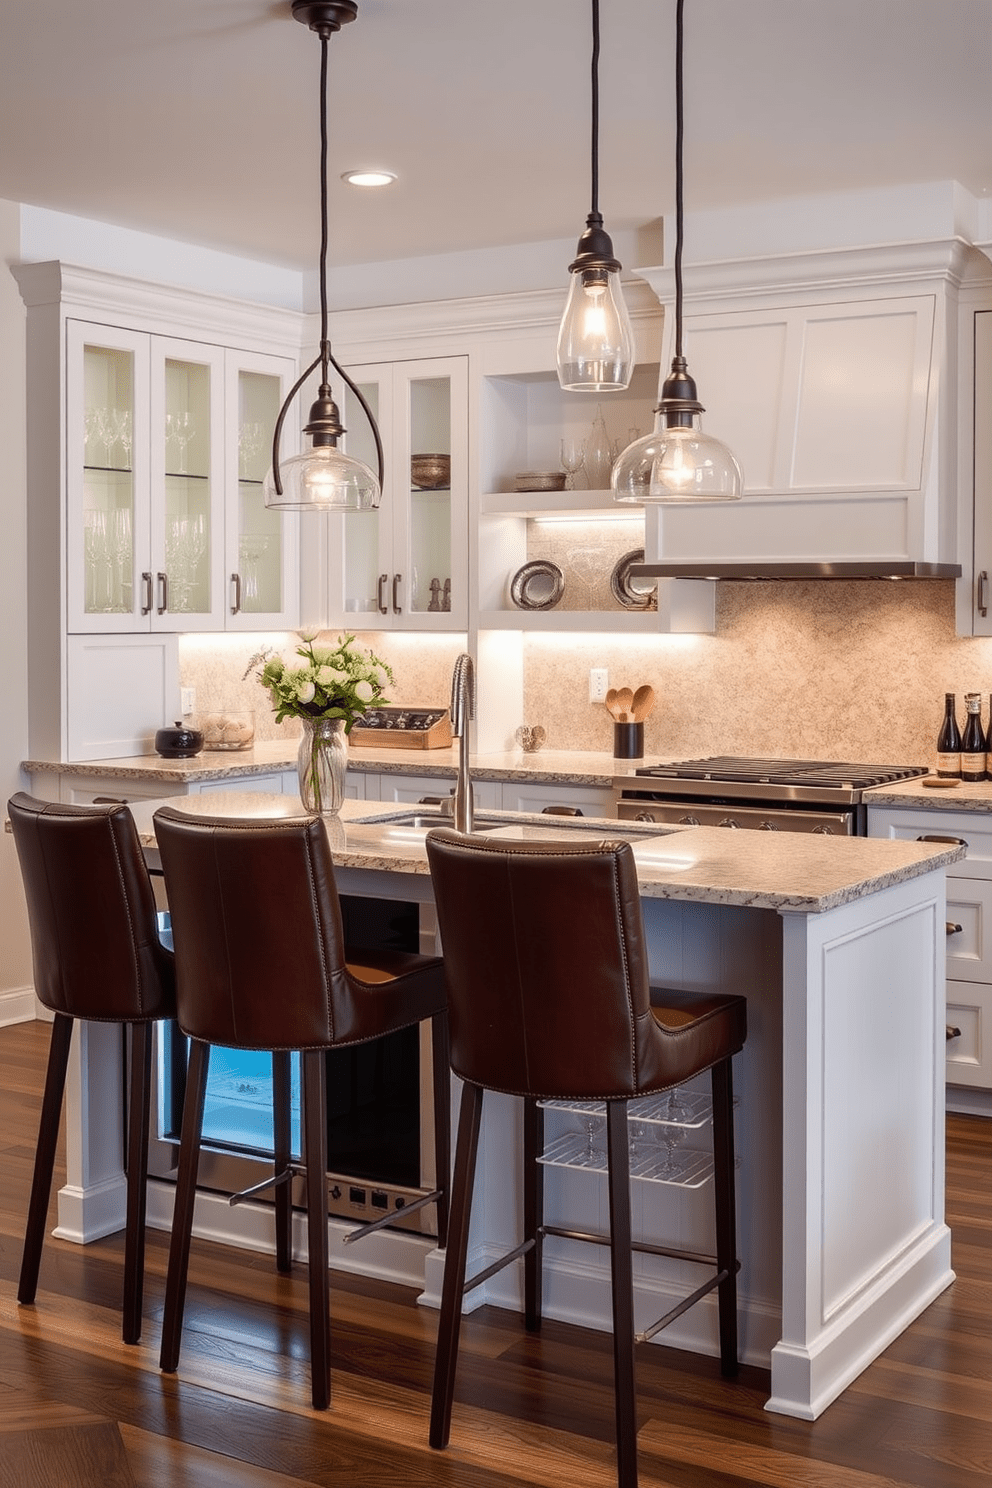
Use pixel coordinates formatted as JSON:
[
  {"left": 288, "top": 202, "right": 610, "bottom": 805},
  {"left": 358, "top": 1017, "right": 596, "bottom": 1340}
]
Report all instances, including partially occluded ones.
[
  {"left": 674, "top": 0, "right": 685, "bottom": 360},
  {"left": 318, "top": 33, "right": 331, "bottom": 376},
  {"left": 589, "top": 0, "right": 601, "bottom": 217}
]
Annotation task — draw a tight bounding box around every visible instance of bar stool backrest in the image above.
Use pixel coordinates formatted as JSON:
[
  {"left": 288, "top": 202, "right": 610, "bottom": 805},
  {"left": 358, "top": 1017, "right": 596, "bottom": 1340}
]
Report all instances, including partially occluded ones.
[
  {"left": 153, "top": 807, "right": 354, "bottom": 1050},
  {"left": 8, "top": 792, "right": 175, "bottom": 1023},
  {"left": 426, "top": 828, "right": 708, "bottom": 1101}
]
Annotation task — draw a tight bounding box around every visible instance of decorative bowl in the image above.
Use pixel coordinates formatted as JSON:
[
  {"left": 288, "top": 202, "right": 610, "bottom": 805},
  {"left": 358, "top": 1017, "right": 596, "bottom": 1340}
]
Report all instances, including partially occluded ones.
[
  {"left": 411, "top": 453, "right": 451, "bottom": 489},
  {"left": 515, "top": 471, "right": 567, "bottom": 493},
  {"left": 201, "top": 710, "right": 255, "bottom": 751}
]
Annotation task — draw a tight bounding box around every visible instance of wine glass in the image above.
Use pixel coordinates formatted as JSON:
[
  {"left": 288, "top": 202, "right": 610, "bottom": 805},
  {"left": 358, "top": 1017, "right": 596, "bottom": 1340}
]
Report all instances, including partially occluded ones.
[
  {"left": 559, "top": 436, "right": 586, "bottom": 491},
  {"left": 110, "top": 410, "right": 132, "bottom": 468},
  {"left": 166, "top": 412, "right": 195, "bottom": 474}
]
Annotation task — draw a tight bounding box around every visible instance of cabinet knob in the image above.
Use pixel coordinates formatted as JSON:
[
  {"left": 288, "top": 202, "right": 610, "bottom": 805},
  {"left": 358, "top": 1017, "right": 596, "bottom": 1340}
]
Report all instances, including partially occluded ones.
[{"left": 946, "top": 921, "right": 964, "bottom": 936}]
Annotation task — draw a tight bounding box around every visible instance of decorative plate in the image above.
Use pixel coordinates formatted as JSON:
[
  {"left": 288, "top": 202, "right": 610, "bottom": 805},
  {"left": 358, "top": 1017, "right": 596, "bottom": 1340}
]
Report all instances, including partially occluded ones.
[
  {"left": 610, "top": 549, "right": 657, "bottom": 610},
  {"left": 509, "top": 559, "right": 565, "bottom": 611}
]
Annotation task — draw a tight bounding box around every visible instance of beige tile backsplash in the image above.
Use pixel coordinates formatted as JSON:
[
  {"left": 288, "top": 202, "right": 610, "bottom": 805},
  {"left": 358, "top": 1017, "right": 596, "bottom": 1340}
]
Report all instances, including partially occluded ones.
[{"left": 179, "top": 579, "right": 992, "bottom": 768}]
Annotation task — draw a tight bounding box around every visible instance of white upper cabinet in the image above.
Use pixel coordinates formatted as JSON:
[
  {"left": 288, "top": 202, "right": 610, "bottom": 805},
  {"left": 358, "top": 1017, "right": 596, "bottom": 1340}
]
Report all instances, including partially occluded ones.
[
  {"left": 66, "top": 325, "right": 297, "bottom": 634},
  {"left": 634, "top": 242, "right": 985, "bottom": 568}
]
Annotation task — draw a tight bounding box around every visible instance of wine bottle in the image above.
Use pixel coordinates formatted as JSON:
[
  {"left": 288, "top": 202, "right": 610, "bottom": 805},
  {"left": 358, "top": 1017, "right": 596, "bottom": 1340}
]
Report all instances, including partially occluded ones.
[
  {"left": 936, "top": 693, "right": 962, "bottom": 778},
  {"left": 961, "top": 692, "right": 987, "bottom": 782}
]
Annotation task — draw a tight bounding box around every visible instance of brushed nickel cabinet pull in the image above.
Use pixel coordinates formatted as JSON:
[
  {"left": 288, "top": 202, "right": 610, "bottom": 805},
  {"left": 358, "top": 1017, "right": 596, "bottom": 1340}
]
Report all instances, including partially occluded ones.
[
  {"left": 141, "top": 571, "right": 153, "bottom": 615},
  {"left": 377, "top": 573, "right": 388, "bottom": 614},
  {"left": 979, "top": 570, "right": 989, "bottom": 617},
  {"left": 157, "top": 571, "right": 168, "bottom": 614},
  {"left": 230, "top": 572, "right": 242, "bottom": 615},
  {"left": 392, "top": 572, "right": 402, "bottom": 613}
]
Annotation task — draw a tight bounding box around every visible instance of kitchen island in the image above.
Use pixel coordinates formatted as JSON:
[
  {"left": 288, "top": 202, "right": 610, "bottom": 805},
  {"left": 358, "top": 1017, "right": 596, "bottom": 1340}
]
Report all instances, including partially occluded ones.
[{"left": 47, "top": 794, "right": 963, "bottom": 1423}]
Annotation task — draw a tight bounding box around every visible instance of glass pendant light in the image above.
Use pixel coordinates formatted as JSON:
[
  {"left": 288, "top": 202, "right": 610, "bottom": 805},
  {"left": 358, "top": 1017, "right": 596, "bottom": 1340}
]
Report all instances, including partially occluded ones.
[
  {"left": 556, "top": 0, "right": 634, "bottom": 393},
  {"left": 612, "top": 0, "right": 742, "bottom": 503},
  {"left": 265, "top": 1, "right": 383, "bottom": 512}
]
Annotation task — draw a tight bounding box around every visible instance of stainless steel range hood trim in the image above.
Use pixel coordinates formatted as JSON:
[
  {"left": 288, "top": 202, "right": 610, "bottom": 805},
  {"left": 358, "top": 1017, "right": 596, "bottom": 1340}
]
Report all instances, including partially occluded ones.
[{"left": 630, "top": 560, "right": 962, "bottom": 581}]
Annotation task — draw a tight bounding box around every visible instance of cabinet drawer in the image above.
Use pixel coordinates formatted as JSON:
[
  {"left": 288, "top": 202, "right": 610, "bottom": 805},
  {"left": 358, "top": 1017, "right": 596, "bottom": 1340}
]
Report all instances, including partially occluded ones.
[
  {"left": 946, "top": 978, "right": 992, "bottom": 1090},
  {"left": 945, "top": 876, "right": 992, "bottom": 981},
  {"left": 868, "top": 805, "right": 992, "bottom": 879}
]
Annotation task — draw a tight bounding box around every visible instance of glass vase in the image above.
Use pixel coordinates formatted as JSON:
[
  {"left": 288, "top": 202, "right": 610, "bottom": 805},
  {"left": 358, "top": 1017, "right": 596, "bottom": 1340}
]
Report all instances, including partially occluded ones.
[{"left": 297, "top": 717, "right": 348, "bottom": 816}]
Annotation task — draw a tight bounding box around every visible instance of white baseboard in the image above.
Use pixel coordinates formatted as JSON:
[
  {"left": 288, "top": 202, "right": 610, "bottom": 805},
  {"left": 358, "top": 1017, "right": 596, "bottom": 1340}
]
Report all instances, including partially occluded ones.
[{"left": 0, "top": 986, "right": 37, "bottom": 1027}]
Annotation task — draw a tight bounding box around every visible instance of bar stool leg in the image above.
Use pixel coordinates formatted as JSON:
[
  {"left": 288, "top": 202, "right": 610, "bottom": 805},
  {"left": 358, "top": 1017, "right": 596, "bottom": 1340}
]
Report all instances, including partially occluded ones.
[
  {"left": 711, "top": 1056, "right": 739, "bottom": 1376},
  {"left": 122, "top": 1020, "right": 152, "bottom": 1344},
  {"left": 523, "top": 1096, "right": 544, "bottom": 1331},
  {"left": 431, "top": 1010, "right": 451, "bottom": 1248},
  {"left": 606, "top": 1100, "right": 638, "bottom": 1488},
  {"left": 302, "top": 1050, "right": 331, "bottom": 1410},
  {"left": 18, "top": 1012, "right": 74, "bottom": 1307},
  {"left": 160, "top": 1039, "right": 210, "bottom": 1375},
  {"left": 273, "top": 1050, "right": 293, "bottom": 1275},
  {"left": 429, "top": 1080, "right": 484, "bottom": 1450}
]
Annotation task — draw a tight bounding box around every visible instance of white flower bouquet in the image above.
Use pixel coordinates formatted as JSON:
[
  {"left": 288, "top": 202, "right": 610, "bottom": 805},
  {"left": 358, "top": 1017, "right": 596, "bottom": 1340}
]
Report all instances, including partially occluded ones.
[{"left": 245, "top": 632, "right": 394, "bottom": 733}]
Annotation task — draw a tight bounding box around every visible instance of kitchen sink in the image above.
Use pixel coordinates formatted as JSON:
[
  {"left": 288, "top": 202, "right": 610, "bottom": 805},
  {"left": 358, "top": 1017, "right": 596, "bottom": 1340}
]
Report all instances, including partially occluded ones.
[{"left": 372, "top": 809, "right": 673, "bottom": 843}]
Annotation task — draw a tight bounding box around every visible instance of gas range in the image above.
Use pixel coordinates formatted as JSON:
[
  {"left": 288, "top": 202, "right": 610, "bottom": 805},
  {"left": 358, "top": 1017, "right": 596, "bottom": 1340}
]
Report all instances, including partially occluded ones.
[{"left": 615, "top": 756, "right": 928, "bottom": 835}]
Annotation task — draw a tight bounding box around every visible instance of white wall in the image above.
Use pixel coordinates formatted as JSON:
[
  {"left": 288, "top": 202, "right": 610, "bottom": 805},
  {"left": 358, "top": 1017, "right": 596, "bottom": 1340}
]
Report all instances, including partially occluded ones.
[{"left": 0, "top": 199, "right": 35, "bottom": 1022}]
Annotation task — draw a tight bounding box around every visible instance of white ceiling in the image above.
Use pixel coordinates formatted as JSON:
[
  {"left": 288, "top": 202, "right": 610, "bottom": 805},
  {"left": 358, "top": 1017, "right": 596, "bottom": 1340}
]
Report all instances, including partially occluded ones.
[{"left": 2, "top": 0, "right": 991, "bottom": 274}]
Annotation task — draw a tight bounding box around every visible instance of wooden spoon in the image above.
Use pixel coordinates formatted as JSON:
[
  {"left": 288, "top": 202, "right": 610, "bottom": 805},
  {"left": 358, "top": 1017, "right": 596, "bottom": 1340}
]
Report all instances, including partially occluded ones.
[
  {"left": 631, "top": 684, "right": 655, "bottom": 722},
  {"left": 605, "top": 687, "right": 620, "bottom": 718},
  {"left": 614, "top": 687, "right": 633, "bottom": 721}
]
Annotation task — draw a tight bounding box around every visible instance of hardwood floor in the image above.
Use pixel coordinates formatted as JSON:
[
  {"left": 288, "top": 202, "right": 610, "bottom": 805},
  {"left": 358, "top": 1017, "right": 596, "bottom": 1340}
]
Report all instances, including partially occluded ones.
[{"left": 1, "top": 1018, "right": 990, "bottom": 1487}]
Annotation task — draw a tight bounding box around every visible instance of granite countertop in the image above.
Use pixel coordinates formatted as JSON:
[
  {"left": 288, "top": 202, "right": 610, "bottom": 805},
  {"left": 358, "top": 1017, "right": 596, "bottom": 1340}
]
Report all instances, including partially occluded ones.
[
  {"left": 21, "top": 743, "right": 658, "bottom": 787},
  {"left": 126, "top": 793, "right": 966, "bottom": 915},
  {"left": 866, "top": 777, "right": 992, "bottom": 813}
]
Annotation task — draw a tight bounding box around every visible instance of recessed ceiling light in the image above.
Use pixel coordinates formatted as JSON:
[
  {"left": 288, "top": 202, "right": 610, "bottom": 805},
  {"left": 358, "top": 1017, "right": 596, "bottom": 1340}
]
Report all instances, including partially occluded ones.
[{"left": 341, "top": 169, "right": 397, "bottom": 188}]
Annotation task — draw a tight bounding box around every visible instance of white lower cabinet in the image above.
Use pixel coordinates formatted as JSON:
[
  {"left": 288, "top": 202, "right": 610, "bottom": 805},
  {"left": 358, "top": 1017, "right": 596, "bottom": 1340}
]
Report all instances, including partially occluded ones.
[
  {"left": 499, "top": 779, "right": 615, "bottom": 816},
  {"left": 868, "top": 803, "right": 992, "bottom": 1095}
]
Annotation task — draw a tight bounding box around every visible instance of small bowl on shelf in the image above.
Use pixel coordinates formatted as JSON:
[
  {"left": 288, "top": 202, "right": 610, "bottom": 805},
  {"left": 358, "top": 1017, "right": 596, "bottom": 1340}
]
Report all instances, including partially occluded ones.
[
  {"left": 515, "top": 471, "right": 567, "bottom": 493},
  {"left": 411, "top": 453, "right": 451, "bottom": 489}
]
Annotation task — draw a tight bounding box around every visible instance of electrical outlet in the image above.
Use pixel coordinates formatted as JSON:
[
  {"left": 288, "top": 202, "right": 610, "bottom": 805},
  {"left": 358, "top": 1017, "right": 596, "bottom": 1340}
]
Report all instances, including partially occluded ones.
[
  {"left": 589, "top": 667, "right": 609, "bottom": 704},
  {"left": 181, "top": 687, "right": 196, "bottom": 716}
]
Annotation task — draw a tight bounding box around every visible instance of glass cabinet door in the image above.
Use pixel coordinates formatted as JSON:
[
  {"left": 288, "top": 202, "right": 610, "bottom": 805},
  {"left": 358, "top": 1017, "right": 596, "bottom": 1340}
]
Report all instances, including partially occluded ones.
[
  {"left": 336, "top": 355, "right": 467, "bottom": 630},
  {"left": 67, "top": 322, "right": 151, "bottom": 632},
  {"left": 225, "top": 350, "right": 299, "bottom": 629},
  {"left": 150, "top": 339, "right": 225, "bottom": 631}
]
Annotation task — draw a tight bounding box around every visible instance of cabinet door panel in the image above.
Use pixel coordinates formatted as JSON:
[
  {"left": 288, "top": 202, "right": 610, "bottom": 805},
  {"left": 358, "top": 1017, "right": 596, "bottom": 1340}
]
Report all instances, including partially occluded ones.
[
  {"left": 150, "top": 337, "right": 226, "bottom": 631},
  {"left": 225, "top": 350, "right": 300, "bottom": 629},
  {"left": 945, "top": 876, "right": 992, "bottom": 981},
  {"left": 67, "top": 322, "right": 151, "bottom": 633},
  {"left": 946, "top": 979, "right": 992, "bottom": 1089}
]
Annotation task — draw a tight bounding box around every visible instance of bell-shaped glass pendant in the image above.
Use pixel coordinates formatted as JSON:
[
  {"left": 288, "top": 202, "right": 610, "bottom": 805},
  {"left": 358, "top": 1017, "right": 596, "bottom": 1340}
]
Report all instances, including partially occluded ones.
[{"left": 612, "top": 412, "right": 743, "bottom": 504}]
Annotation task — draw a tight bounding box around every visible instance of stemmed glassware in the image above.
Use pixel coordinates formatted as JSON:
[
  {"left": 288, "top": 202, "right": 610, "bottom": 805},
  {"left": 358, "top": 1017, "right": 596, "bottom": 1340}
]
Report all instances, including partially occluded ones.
[
  {"left": 166, "top": 412, "right": 195, "bottom": 474},
  {"left": 560, "top": 436, "right": 586, "bottom": 490},
  {"left": 110, "top": 410, "right": 133, "bottom": 468},
  {"left": 238, "top": 421, "right": 264, "bottom": 479},
  {"left": 166, "top": 512, "right": 206, "bottom": 611}
]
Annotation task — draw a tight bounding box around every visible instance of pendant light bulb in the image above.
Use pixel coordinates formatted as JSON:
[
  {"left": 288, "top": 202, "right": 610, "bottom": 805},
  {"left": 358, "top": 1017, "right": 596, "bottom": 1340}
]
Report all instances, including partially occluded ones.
[
  {"left": 264, "top": 1, "right": 384, "bottom": 513},
  {"left": 556, "top": 1, "right": 634, "bottom": 392}
]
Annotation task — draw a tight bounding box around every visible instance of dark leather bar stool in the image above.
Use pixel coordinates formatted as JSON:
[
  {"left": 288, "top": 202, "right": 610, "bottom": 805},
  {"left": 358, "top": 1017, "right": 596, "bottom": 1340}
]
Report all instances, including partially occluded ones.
[
  {"left": 152, "top": 806, "right": 450, "bottom": 1411},
  {"left": 7, "top": 792, "right": 176, "bottom": 1345},
  {"left": 425, "top": 827, "right": 747, "bottom": 1488}
]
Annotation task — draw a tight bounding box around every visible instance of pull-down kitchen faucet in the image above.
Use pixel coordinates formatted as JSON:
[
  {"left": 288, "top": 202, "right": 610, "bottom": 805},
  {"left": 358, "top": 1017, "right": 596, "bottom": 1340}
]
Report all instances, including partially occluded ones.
[{"left": 450, "top": 652, "right": 475, "bottom": 834}]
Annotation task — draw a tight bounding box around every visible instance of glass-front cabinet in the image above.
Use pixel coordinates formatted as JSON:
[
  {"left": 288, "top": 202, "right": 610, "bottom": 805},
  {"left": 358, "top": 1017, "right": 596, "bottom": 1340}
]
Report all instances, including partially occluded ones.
[
  {"left": 67, "top": 323, "right": 297, "bottom": 633},
  {"left": 325, "top": 355, "right": 468, "bottom": 630}
]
